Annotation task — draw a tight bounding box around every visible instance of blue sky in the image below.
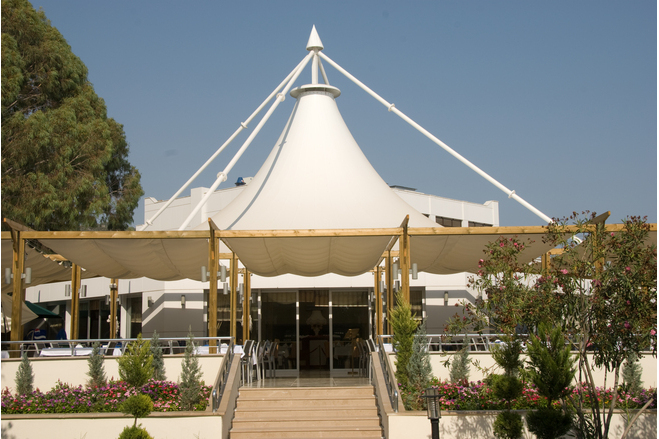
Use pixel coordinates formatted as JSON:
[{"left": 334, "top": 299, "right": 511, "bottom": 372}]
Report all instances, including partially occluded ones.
[{"left": 31, "top": 1, "right": 657, "bottom": 227}]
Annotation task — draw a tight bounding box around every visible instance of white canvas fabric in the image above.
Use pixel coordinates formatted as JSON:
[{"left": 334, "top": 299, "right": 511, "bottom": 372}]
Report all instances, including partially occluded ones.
[
  {"left": 204, "top": 85, "right": 438, "bottom": 276},
  {"left": 38, "top": 238, "right": 209, "bottom": 281}
]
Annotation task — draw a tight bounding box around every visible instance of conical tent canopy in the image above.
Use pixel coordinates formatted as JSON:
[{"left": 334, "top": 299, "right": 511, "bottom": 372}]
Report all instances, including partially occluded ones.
[{"left": 207, "top": 83, "right": 438, "bottom": 276}]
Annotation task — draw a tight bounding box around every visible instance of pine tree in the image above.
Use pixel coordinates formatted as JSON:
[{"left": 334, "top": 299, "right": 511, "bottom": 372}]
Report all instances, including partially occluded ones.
[
  {"left": 179, "top": 332, "right": 203, "bottom": 410},
  {"left": 1, "top": 0, "right": 143, "bottom": 231},
  {"left": 405, "top": 322, "right": 433, "bottom": 410},
  {"left": 117, "top": 334, "right": 153, "bottom": 388},
  {"left": 15, "top": 352, "right": 34, "bottom": 395},
  {"left": 490, "top": 335, "right": 524, "bottom": 439},
  {"left": 150, "top": 331, "right": 166, "bottom": 381},
  {"left": 389, "top": 291, "right": 418, "bottom": 387},
  {"left": 622, "top": 353, "right": 643, "bottom": 394},
  {"left": 449, "top": 347, "right": 471, "bottom": 384},
  {"left": 87, "top": 341, "right": 107, "bottom": 388},
  {"left": 525, "top": 324, "right": 576, "bottom": 439}
]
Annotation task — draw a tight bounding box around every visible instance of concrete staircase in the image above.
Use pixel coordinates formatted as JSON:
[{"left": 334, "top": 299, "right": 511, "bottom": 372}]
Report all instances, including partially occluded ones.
[{"left": 230, "top": 386, "right": 384, "bottom": 438}]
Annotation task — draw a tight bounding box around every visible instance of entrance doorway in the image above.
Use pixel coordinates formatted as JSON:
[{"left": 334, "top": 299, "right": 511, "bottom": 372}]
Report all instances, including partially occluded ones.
[{"left": 259, "top": 289, "right": 370, "bottom": 377}]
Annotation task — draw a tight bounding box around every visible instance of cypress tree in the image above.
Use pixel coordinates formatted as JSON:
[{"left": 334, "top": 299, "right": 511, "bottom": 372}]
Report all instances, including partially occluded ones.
[
  {"left": 87, "top": 341, "right": 107, "bottom": 388},
  {"left": 179, "top": 332, "right": 203, "bottom": 410},
  {"left": 117, "top": 334, "right": 153, "bottom": 388},
  {"left": 150, "top": 331, "right": 166, "bottom": 381},
  {"left": 15, "top": 351, "right": 34, "bottom": 395},
  {"left": 389, "top": 291, "right": 418, "bottom": 387}
]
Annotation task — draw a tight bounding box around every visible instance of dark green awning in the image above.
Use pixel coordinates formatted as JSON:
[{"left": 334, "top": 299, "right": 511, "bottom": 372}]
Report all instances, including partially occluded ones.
[{"left": 24, "top": 301, "right": 60, "bottom": 318}]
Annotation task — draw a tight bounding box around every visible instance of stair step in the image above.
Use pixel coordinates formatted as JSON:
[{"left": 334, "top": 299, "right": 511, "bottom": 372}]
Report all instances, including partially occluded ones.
[
  {"left": 230, "top": 425, "right": 383, "bottom": 439},
  {"left": 232, "top": 418, "right": 381, "bottom": 429},
  {"left": 239, "top": 386, "right": 374, "bottom": 398},
  {"left": 233, "top": 407, "right": 378, "bottom": 419},
  {"left": 236, "top": 398, "right": 376, "bottom": 408}
]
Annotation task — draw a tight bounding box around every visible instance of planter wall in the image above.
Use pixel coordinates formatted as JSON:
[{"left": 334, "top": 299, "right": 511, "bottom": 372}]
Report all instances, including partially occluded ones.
[
  {"left": 385, "top": 410, "right": 657, "bottom": 439},
  {"left": 1, "top": 355, "right": 224, "bottom": 393}
]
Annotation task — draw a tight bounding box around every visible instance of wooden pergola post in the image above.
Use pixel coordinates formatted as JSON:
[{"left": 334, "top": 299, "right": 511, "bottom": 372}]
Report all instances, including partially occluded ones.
[
  {"left": 70, "top": 264, "right": 81, "bottom": 340},
  {"left": 230, "top": 252, "right": 239, "bottom": 340},
  {"left": 243, "top": 268, "right": 251, "bottom": 343},
  {"left": 208, "top": 223, "right": 219, "bottom": 353},
  {"left": 374, "top": 266, "right": 383, "bottom": 336},
  {"left": 109, "top": 279, "right": 119, "bottom": 338},
  {"left": 385, "top": 251, "right": 394, "bottom": 335},
  {"left": 400, "top": 217, "right": 411, "bottom": 304},
  {"left": 9, "top": 230, "right": 25, "bottom": 357}
]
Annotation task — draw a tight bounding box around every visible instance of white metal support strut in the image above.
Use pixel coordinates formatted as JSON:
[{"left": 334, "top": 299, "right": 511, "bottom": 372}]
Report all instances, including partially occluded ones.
[
  {"left": 318, "top": 51, "right": 553, "bottom": 225},
  {"left": 141, "top": 55, "right": 312, "bottom": 231},
  {"left": 178, "top": 51, "right": 314, "bottom": 230}
]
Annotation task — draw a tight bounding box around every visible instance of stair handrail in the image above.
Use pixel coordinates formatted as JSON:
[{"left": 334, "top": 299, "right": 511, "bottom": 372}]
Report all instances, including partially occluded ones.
[
  {"left": 211, "top": 337, "right": 235, "bottom": 412},
  {"left": 377, "top": 335, "right": 399, "bottom": 412}
]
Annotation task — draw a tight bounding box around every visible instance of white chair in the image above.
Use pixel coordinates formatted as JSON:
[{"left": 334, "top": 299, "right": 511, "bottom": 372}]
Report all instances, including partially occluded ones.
[{"left": 240, "top": 340, "right": 255, "bottom": 385}]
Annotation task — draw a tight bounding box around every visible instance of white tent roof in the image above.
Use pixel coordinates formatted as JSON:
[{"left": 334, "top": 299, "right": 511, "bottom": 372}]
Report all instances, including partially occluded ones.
[{"left": 203, "top": 84, "right": 439, "bottom": 276}]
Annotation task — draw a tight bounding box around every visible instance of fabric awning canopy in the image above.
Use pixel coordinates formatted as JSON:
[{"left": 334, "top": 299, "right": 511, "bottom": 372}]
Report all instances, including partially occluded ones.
[
  {"left": 25, "top": 301, "right": 60, "bottom": 318},
  {"left": 37, "top": 234, "right": 210, "bottom": 282},
  {"left": 1, "top": 292, "right": 38, "bottom": 326},
  {"left": 1, "top": 238, "right": 78, "bottom": 294}
]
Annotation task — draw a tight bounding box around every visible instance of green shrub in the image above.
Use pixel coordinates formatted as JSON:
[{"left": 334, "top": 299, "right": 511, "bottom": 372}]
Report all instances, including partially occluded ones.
[
  {"left": 150, "top": 331, "right": 166, "bottom": 381},
  {"left": 449, "top": 347, "right": 471, "bottom": 384},
  {"left": 117, "top": 334, "right": 153, "bottom": 388},
  {"left": 120, "top": 394, "right": 153, "bottom": 428},
  {"left": 87, "top": 341, "right": 107, "bottom": 388},
  {"left": 389, "top": 291, "right": 418, "bottom": 387},
  {"left": 621, "top": 352, "right": 643, "bottom": 394},
  {"left": 15, "top": 352, "right": 34, "bottom": 395},
  {"left": 526, "top": 407, "right": 572, "bottom": 439},
  {"left": 179, "top": 332, "right": 203, "bottom": 410},
  {"left": 493, "top": 410, "right": 524, "bottom": 439},
  {"left": 404, "top": 322, "right": 433, "bottom": 410},
  {"left": 118, "top": 425, "right": 153, "bottom": 439}
]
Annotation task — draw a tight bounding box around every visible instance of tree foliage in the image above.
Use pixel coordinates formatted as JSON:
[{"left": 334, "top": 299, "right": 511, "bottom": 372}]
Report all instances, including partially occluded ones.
[
  {"left": 15, "top": 352, "right": 33, "bottom": 395},
  {"left": 447, "top": 213, "right": 657, "bottom": 439},
  {"left": 86, "top": 341, "right": 107, "bottom": 388},
  {"left": 1, "top": 0, "right": 142, "bottom": 231},
  {"left": 117, "top": 334, "right": 153, "bottom": 388},
  {"left": 389, "top": 291, "right": 418, "bottom": 388},
  {"left": 150, "top": 331, "right": 166, "bottom": 381},
  {"left": 179, "top": 332, "right": 203, "bottom": 411}
]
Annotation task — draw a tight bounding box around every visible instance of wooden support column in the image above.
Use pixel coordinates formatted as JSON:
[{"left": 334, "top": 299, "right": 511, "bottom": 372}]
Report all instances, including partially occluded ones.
[
  {"left": 9, "top": 231, "right": 25, "bottom": 357},
  {"left": 374, "top": 266, "right": 383, "bottom": 336},
  {"left": 109, "top": 279, "right": 119, "bottom": 338},
  {"left": 230, "top": 252, "right": 239, "bottom": 340},
  {"left": 70, "top": 264, "right": 82, "bottom": 340},
  {"left": 208, "top": 224, "right": 219, "bottom": 353},
  {"left": 242, "top": 268, "right": 251, "bottom": 343},
  {"left": 385, "top": 251, "right": 394, "bottom": 335},
  {"left": 400, "top": 217, "right": 411, "bottom": 304}
]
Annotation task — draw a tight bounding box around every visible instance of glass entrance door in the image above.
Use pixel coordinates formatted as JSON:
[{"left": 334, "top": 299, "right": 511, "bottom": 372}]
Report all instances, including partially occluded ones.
[{"left": 259, "top": 289, "right": 371, "bottom": 378}]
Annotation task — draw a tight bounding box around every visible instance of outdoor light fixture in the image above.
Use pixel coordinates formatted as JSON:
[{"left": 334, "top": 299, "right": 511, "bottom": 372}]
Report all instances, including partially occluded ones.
[
  {"left": 4, "top": 267, "right": 31, "bottom": 284},
  {"left": 394, "top": 280, "right": 400, "bottom": 292},
  {"left": 105, "top": 295, "right": 110, "bottom": 306},
  {"left": 444, "top": 291, "right": 449, "bottom": 306},
  {"left": 147, "top": 297, "right": 154, "bottom": 307},
  {"left": 423, "top": 387, "right": 441, "bottom": 439},
  {"left": 64, "top": 284, "right": 71, "bottom": 297},
  {"left": 411, "top": 263, "right": 418, "bottom": 280},
  {"left": 220, "top": 265, "right": 227, "bottom": 282},
  {"left": 79, "top": 285, "right": 87, "bottom": 298},
  {"left": 392, "top": 262, "right": 399, "bottom": 278},
  {"left": 222, "top": 283, "right": 229, "bottom": 295},
  {"left": 181, "top": 295, "right": 186, "bottom": 308}
]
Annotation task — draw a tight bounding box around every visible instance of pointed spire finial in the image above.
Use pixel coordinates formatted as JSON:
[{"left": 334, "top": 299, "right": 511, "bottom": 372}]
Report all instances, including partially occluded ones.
[{"left": 306, "top": 25, "right": 324, "bottom": 51}]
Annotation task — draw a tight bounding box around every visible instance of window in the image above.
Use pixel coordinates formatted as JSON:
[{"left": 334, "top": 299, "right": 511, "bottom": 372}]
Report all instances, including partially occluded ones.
[
  {"left": 436, "top": 216, "right": 462, "bottom": 227},
  {"left": 468, "top": 221, "right": 492, "bottom": 227}
]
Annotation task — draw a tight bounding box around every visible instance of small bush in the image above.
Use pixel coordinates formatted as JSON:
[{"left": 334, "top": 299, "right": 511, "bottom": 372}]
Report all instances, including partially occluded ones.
[
  {"left": 87, "top": 341, "right": 107, "bottom": 388},
  {"left": 179, "top": 332, "right": 203, "bottom": 410},
  {"left": 449, "top": 347, "right": 471, "bottom": 384},
  {"left": 118, "top": 425, "right": 153, "bottom": 439},
  {"left": 118, "top": 334, "right": 153, "bottom": 388},
  {"left": 121, "top": 394, "right": 153, "bottom": 429},
  {"left": 150, "top": 331, "right": 166, "bottom": 381},
  {"left": 526, "top": 407, "right": 572, "bottom": 439},
  {"left": 493, "top": 410, "right": 524, "bottom": 439},
  {"left": 15, "top": 352, "right": 34, "bottom": 395}
]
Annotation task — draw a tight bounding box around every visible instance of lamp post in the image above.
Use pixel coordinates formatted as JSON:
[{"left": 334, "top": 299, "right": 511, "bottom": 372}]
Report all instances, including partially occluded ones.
[{"left": 423, "top": 387, "right": 441, "bottom": 439}]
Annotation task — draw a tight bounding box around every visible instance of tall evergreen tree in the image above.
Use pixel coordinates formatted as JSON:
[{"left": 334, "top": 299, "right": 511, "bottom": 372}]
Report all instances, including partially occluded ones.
[
  {"left": 15, "top": 352, "right": 34, "bottom": 395},
  {"left": 87, "top": 341, "right": 107, "bottom": 388},
  {"left": 179, "top": 332, "right": 203, "bottom": 411},
  {"left": 1, "top": 0, "right": 142, "bottom": 231},
  {"left": 150, "top": 330, "right": 166, "bottom": 381}
]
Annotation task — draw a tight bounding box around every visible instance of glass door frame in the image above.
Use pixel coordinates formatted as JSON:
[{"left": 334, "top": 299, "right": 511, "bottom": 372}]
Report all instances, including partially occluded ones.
[{"left": 256, "top": 288, "right": 374, "bottom": 378}]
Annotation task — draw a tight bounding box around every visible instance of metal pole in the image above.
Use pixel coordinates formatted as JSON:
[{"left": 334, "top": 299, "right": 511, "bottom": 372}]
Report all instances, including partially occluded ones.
[
  {"left": 319, "top": 51, "right": 553, "bottom": 225},
  {"left": 431, "top": 418, "right": 439, "bottom": 439},
  {"left": 141, "top": 55, "right": 311, "bottom": 230},
  {"left": 179, "top": 51, "right": 313, "bottom": 230}
]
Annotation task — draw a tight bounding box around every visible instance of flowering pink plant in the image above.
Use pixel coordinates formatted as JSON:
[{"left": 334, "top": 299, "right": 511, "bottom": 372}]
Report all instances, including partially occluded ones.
[{"left": 1, "top": 379, "right": 212, "bottom": 414}]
